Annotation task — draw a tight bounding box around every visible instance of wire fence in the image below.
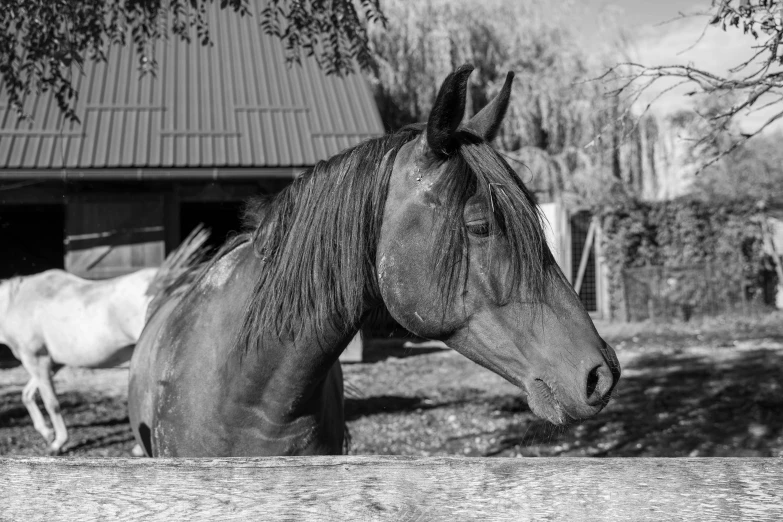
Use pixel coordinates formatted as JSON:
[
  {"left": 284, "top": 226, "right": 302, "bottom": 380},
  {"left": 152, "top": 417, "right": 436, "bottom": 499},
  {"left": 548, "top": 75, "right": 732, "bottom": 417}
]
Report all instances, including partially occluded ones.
[{"left": 621, "top": 263, "right": 777, "bottom": 322}]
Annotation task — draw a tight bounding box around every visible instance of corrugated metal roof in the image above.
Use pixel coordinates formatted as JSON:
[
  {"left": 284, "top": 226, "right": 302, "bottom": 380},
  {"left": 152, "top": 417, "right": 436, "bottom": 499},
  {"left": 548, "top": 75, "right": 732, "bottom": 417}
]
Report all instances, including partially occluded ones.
[{"left": 0, "top": 1, "right": 383, "bottom": 170}]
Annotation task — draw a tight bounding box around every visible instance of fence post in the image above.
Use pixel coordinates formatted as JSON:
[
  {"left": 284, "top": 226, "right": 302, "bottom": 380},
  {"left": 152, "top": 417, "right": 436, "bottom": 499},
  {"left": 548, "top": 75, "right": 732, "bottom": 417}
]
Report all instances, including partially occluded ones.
[
  {"left": 620, "top": 268, "right": 630, "bottom": 322},
  {"left": 737, "top": 250, "right": 748, "bottom": 316},
  {"left": 648, "top": 267, "right": 658, "bottom": 322},
  {"left": 706, "top": 262, "right": 716, "bottom": 316}
]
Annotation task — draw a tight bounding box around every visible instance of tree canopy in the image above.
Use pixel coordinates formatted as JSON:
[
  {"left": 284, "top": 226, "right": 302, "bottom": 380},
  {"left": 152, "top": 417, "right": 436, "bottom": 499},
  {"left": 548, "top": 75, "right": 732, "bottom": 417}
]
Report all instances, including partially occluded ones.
[{"left": 0, "top": 0, "right": 385, "bottom": 123}]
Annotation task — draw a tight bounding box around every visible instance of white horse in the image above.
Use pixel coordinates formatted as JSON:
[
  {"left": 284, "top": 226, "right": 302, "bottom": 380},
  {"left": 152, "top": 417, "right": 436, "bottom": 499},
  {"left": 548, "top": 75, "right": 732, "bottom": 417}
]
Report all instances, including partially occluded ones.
[{"left": 0, "top": 227, "right": 209, "bottom": 454}]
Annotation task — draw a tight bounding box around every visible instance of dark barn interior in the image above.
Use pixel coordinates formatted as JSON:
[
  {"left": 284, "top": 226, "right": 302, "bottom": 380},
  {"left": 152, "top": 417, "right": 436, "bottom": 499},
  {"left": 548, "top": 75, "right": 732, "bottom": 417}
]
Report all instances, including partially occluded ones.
[
  {"left": 180, "top": 201, "right": 246, "bottom": 255},
  {"left": 0, "top": 205, "right": 65, "bottom": 280}
]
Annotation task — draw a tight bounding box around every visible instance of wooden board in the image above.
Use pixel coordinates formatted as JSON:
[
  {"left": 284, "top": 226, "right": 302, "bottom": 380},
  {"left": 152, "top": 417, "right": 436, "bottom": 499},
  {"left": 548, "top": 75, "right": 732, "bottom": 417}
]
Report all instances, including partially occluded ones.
[
  {"left": 65, "top": 193, "right": 165, "bottom": 279},
  {"left": 538, "top": 201, "right": 569, "bottom": 271},
  {"left": 2, "top": 456, "right": 782, "bottom": 521}
]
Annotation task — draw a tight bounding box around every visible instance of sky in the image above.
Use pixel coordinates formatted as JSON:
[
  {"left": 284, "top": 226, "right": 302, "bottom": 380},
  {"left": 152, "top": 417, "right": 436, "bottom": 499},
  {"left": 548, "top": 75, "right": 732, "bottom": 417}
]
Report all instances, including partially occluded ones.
[
  {"left": 589, "top": 0, "right": 778, "bottom": 132},
  {"left": 594, "top": 0, "right": 707, "bottom": 27}
]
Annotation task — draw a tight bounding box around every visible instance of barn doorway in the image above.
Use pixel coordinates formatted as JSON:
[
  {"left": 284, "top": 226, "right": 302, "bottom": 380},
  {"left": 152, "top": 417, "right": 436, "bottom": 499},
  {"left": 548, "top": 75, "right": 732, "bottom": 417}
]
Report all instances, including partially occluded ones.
[
  {"left": 180, "top": 201, "right": 245, "bottom": 255},
  {"left": 0, "top": 204, "right": 65, "bottom": 279}
]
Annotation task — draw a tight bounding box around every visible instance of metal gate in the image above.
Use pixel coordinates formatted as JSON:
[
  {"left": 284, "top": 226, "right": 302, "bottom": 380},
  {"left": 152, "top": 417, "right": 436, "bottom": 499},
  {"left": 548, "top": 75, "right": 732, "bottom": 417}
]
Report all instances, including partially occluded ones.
[{"left": 570, "top": 210, "right": 597, "bottom": 312}]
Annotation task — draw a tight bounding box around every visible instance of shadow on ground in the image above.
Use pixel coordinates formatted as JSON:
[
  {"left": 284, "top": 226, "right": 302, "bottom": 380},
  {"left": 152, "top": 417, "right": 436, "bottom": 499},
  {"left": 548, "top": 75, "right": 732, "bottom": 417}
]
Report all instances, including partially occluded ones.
[
  {"left": 345, "top": 396, "right": 437, "bottom": 421},
  {"left": 0, "top": 390, "right": 135, "bottom": 456},
  {"left": 483, "top": 347, "right": 783, "bottom": 457},
  {"left": 3, "top": 336, "right": 783, "bottom": 458},
  {"left": 356, "top": 338, "right": 449, "bottom": 364}
]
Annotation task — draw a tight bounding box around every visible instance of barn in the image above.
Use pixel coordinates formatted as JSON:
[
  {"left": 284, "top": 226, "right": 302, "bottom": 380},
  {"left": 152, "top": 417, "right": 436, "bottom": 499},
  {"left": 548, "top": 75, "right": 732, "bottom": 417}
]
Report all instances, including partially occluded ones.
[{"left": 0, "top": 2, "right": 383, "bottom": 282}]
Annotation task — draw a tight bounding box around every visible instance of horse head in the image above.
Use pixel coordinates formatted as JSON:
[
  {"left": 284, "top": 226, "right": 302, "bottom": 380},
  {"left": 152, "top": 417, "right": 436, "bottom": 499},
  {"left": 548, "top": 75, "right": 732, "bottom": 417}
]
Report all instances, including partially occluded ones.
[{"left": 376, "top": 65, "right": 620, "bottom": 425}]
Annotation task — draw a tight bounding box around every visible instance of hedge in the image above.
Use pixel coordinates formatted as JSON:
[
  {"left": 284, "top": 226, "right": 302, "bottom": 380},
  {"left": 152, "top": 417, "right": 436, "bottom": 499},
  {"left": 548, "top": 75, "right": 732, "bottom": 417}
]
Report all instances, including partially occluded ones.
[{"left": 597, "top": 198, "right": 777, "bottom": 321}]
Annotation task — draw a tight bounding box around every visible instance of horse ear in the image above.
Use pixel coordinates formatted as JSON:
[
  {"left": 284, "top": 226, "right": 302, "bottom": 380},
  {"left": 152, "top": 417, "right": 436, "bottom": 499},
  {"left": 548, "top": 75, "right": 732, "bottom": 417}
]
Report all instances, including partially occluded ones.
[
  {"left": 426, "top": 64, "right": 474, "bottom": 156},
  {"left": 466, "top": 71, "right": 515, "bottom": 142}
]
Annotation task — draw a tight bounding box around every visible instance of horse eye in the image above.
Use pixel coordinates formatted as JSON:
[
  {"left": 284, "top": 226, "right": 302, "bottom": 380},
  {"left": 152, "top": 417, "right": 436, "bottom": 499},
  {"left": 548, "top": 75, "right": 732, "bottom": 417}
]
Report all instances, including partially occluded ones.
[{"left": 466, "top": 221, "right": 491, "bottom": 237}]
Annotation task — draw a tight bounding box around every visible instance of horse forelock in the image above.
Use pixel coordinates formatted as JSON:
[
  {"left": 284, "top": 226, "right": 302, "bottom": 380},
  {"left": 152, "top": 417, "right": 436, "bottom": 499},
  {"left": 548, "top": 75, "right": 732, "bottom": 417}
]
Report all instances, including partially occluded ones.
[{"left": 431, "top": 132, "right": 556, "bottom": 306}]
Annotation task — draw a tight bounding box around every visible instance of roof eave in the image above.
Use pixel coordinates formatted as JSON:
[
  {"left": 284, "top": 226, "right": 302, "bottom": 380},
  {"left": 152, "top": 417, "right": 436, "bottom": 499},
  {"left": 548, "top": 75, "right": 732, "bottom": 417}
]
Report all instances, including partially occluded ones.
[{"left": 0, "top": 167, "right": 300, "bottom": 181}]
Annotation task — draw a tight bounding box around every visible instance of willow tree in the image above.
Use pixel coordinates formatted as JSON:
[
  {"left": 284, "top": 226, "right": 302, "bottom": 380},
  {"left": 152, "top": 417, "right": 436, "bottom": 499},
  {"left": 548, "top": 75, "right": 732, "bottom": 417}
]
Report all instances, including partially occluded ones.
[{"left": 368, "top": 0, "right": 659, "bottom": 204}]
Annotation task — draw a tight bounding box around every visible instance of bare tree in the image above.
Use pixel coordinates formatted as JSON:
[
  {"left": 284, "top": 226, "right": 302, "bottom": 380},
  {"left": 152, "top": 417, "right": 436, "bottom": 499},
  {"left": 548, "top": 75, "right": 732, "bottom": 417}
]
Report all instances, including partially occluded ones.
[
  {"left": 605, "top": 0, "right": 783, "bottom": 170},
  {"left": 0, "top": 0, "right": 385, "bottom": 123}
]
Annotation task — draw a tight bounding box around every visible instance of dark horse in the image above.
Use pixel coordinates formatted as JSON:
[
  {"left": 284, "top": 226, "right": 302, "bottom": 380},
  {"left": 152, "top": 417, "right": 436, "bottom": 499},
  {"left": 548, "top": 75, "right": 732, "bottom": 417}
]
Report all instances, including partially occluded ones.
[{"left": 129, "top": 65, "right": 620, "bottom": 457}]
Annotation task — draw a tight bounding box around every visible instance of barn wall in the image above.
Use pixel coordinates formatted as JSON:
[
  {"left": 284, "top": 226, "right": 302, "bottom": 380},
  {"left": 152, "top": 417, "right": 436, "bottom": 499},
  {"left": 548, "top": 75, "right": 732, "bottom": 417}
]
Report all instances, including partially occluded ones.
[
  {"left": 0, "top": 203, "right": 65, "bottom": 279},
  {"left": 539, "top": 202, "right": 569, "bottom": 273},
  {"left": 1, "top": 176, "right": 294, "bottom": 280},
  {"left": 172, "top": 180, "right": 292, "bottom": 253},
  {"left": 64, "top": 193, "right": 166, "bottom": 279}
]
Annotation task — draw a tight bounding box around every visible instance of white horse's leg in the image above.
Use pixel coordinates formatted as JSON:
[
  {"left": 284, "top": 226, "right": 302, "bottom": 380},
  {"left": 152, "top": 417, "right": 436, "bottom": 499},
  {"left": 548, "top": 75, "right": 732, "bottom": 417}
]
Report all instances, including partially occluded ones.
[
  {"left": 20, "top": 378, "right": 54, "bottom": 444},
  {"left": 26, "top": 354, "right": 68, "bottom": 454}
]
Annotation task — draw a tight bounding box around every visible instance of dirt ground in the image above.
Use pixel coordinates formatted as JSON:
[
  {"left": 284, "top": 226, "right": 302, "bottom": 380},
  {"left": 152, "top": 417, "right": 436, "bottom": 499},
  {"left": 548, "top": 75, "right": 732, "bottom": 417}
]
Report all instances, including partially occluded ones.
[{"left": 2, "top": 313, "right": 783, "bottom": 458}]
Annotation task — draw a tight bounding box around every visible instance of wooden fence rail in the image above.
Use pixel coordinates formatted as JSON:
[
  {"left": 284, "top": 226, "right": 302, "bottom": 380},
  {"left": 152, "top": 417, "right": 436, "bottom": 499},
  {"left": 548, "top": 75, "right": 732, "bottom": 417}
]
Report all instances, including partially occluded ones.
[{"left": 2, "top": 456, "right": 782, "bottom": 521}]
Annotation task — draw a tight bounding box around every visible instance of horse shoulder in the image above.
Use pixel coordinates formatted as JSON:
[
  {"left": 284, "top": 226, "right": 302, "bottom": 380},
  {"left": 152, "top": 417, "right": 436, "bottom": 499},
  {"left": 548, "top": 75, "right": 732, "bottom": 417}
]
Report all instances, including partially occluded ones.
[{"left": 132, "top": 244, "right": 256, "bottom": 452}]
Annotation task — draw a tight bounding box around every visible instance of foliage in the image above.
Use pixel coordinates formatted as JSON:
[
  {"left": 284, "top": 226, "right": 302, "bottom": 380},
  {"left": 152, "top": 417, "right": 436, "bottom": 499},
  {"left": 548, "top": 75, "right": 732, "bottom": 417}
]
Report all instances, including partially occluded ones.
[
  {"left": 599, "top": 197, "right": 776, "bottom": 319},
  {"left": 0, "top": 0, "right": 385, "bottom": 123},
  {"left": 665, "top": 92, "right": 783, "bottom": 201},
  {"left": 692, "top": 130, "right": 783, "bottom": 200}
]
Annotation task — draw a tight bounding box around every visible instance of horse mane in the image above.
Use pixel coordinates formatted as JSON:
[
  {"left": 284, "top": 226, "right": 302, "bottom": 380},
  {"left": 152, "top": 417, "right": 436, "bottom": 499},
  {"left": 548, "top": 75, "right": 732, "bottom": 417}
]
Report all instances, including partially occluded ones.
[
  {"left": 198, "top": 123, "right": 554, "bottom": 354},
  {"left": 235, "top": 126, "right": 423, "bottom": 351}
]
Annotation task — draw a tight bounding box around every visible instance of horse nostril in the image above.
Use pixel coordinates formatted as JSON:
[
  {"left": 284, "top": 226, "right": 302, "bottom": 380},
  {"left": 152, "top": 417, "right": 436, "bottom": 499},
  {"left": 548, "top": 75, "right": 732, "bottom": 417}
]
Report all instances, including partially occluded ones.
[{"left": 586, "top": 365, "right": 600, "bottom": 400}]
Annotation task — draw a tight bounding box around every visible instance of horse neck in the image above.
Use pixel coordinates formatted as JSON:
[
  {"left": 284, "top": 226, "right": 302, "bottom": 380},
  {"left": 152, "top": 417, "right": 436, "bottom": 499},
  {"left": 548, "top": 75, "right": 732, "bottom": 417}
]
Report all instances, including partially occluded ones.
[
  {"left": 225, "top": 244, "right": 363, "bottom": 419},
  {"left": 222, "top": 136, "right": 405, "bottom": 417},
  {"left": 243, "top": 320, "right": 354, "bottom": 407}
]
